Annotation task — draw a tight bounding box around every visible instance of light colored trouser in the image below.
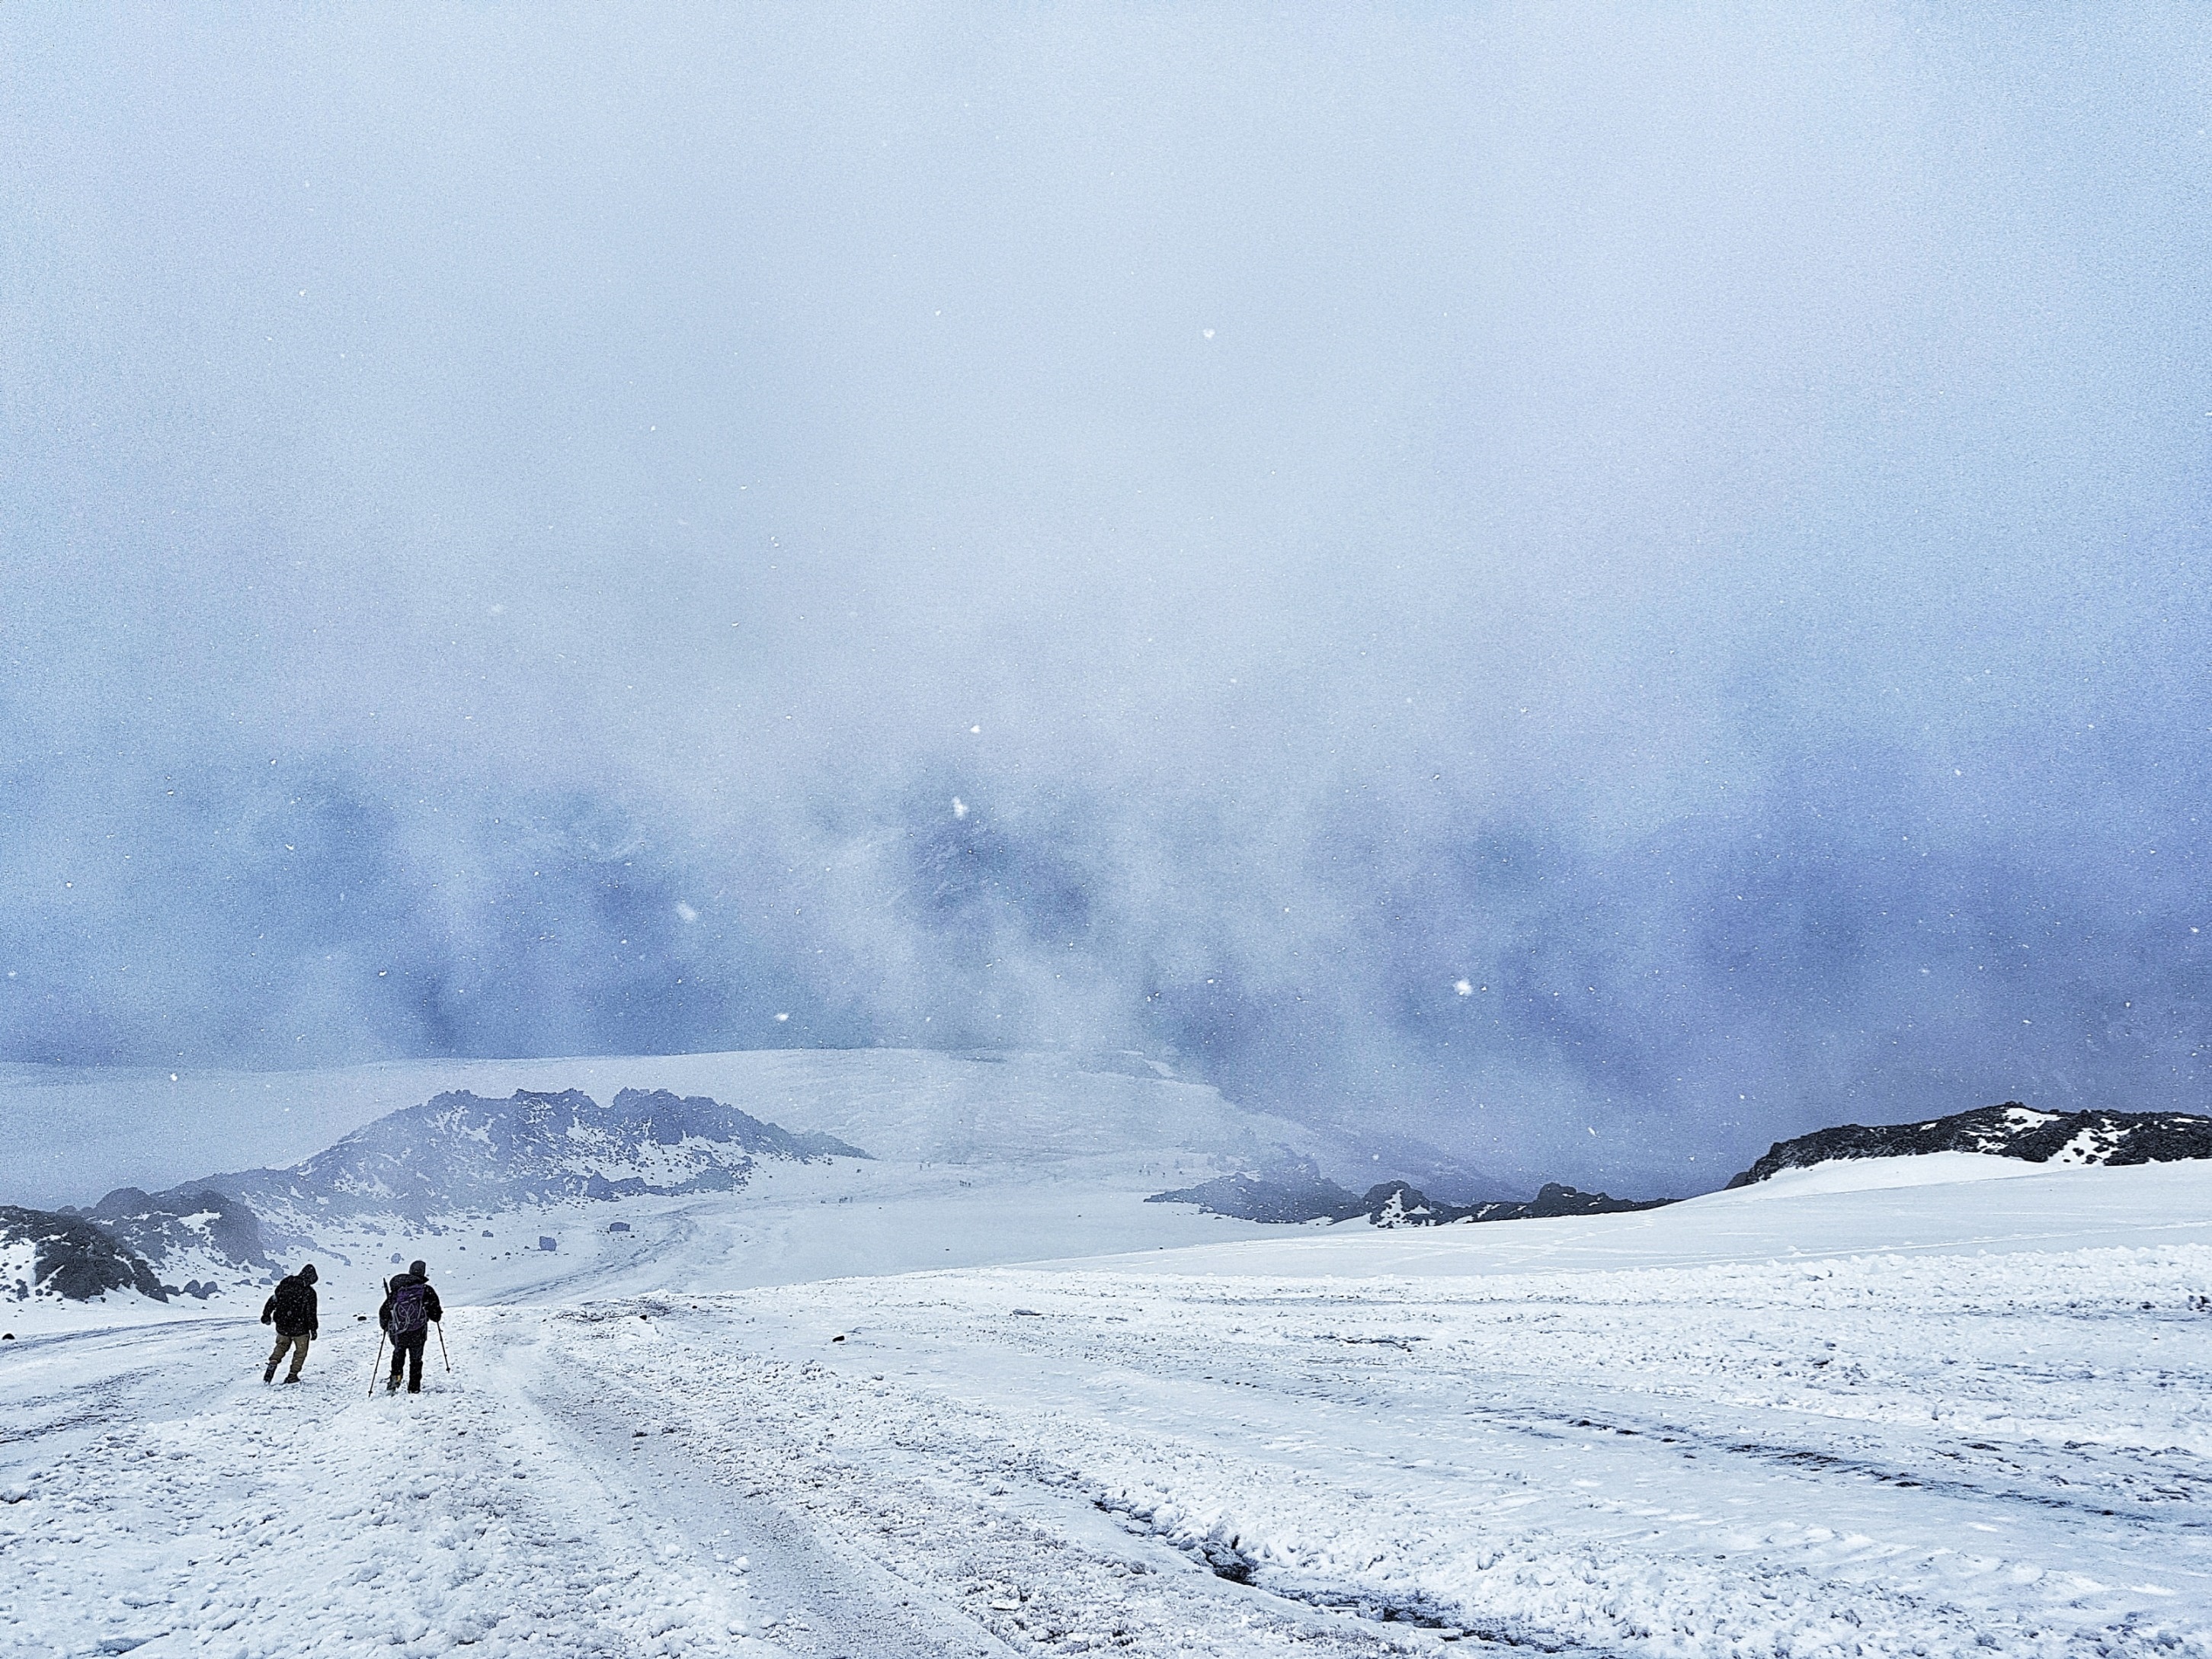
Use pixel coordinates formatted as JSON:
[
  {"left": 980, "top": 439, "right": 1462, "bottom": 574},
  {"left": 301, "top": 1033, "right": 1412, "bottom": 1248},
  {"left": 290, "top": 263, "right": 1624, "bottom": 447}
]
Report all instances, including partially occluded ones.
[{"left": 266, "top": 1333, "right": 310, "bottom": 1380}]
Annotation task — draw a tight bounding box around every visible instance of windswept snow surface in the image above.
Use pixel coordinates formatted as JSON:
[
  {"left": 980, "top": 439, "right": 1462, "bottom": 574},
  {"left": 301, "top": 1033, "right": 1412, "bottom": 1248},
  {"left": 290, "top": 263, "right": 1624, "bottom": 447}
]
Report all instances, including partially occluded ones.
[{"left": 3, "top": 1157, "right": 2210, "bottom": 1655}]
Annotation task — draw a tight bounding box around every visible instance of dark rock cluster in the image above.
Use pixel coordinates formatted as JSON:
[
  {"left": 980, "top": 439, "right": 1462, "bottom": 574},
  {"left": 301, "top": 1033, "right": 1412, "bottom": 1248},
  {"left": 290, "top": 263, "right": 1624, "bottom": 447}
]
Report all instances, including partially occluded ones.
[
  {"left": 1148, "top": 1168, "right": 1669, "bottom": 1228},
  {"left": 77, "top": 1186, "right": 270, "bottom": 1276},
  {"left": 1146, "top": 1161, "right": 1365, "bottom": 1223},
  {"left": 2, "top": 1206, "right": 168, "bottom": 1303},
  {"left": 1726, "top": 1103, "right": 2212, "bottom": 1187}
]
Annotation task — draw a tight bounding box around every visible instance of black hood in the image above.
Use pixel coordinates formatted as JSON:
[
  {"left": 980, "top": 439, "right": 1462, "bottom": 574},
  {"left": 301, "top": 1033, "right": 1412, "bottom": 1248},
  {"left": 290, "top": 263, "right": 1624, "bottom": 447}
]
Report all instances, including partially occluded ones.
[{"left": 296, "top": 1263, "right": 317, "bottom": 1286}]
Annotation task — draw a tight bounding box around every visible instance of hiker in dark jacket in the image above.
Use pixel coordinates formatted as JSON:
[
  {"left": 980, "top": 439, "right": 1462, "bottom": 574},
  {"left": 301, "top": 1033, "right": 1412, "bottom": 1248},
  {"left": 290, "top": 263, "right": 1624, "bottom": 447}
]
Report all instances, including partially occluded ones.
[
  {"left": 260, "top": 1263, "right": 319, "bottom": 1384},
  {"left": 377, "top": 1260, "right": 443, "bottom": 1395}
]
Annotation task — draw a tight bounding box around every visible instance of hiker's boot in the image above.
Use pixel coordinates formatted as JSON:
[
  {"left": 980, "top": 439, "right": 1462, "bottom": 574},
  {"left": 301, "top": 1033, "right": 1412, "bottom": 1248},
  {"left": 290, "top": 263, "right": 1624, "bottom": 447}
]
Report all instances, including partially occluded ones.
[{"left": 263, "top": 1366, "right": 276, "bottom": 1384}]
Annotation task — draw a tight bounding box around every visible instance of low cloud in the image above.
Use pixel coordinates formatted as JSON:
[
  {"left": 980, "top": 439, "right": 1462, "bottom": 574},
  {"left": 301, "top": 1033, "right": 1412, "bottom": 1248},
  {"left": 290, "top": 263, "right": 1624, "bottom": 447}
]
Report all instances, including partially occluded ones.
[{"left": 5, "top": 4, "right": 2209, "bottom": 1190}]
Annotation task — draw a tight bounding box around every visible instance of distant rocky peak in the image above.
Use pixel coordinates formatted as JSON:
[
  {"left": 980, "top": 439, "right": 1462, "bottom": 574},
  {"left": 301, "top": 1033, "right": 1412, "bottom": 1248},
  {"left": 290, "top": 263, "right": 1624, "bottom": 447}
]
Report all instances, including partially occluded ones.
[{"left": 116, "top": 1084, "right": 872, "bottom": 1245}]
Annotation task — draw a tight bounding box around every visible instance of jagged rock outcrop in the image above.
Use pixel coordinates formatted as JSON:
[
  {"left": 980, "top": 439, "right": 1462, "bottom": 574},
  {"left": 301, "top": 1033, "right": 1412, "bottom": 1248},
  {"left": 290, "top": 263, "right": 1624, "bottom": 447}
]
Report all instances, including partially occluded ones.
[
  {"left": 1148, "top": 1170, "right": 1670, "bottom": 1228},
  {"left": 1726, "top": 1103, "right": 2212, "bottom": 1188},
  {"left": 1356, "top": 1179, "right": 1671, "bottom": 1227},
  {"left": 1517, "top": 1180, "right": 1669, "bottom": 1219},
  {"left": 1, "top": 1206, "right": 168, "bottom": 1304},
  {"left": 1146, "top": 1158, "right": 1363, "bottom": 1222},
  {"left": 80, "top": 1186, "right": 271, "bottom": 1278}
]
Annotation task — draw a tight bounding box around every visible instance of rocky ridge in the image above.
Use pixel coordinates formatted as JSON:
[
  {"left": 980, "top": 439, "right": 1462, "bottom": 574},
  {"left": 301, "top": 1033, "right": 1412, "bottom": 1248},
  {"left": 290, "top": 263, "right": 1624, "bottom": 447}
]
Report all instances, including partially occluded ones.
[
  {"left": 1148, "top": 1162, "right": 1669, "bottom": 1228},
  {"left": 30, "top": 1085, "right": 871, "bottom": 1300},
  {"left": 1726, "top": 1103, "right": 2212, "bottom": 1187}
]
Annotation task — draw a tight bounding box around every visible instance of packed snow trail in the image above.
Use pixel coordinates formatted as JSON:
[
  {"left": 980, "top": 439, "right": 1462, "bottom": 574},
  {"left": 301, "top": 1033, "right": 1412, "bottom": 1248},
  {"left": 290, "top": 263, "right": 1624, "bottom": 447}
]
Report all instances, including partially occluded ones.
[
  {"left": 0, "top": 1316, "right": 779, "bottom": 1657},
  {"left": 520, "top": 1305, "right": 1430, "bottom": 1657},
  {"left": 0, "top": 1313, "right": 1439, "bottom": 1657}
]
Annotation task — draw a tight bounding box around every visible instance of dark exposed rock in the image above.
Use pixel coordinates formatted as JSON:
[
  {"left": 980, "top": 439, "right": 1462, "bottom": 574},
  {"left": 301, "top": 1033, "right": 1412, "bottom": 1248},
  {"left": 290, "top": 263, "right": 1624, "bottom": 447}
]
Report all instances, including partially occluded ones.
[
  {"left": 1146, "top": 1158, "right": 1365, "bottom": 1222},
  {"left": 1356, "top": 1179, "right": 1672, "bottom": 1227},
  {"left": 83, "top": 1186, "right": 270, "bottom": 1273},
  {"left": 1331, "top": 1136, "right": 1513, "bottom": 1209},
  {"left": 1147, "top": 1171, "right": 1670, "bottom": 1228},
  {"left": 0, "top": 1206, "right": 168, "bottom": 1303},
  {"left": 1726, "top": 1103, "right": 2212, "bottom": 1188},
  {"left": 1523, "top": 1180, "right": 1673, "bottom": 1219}
]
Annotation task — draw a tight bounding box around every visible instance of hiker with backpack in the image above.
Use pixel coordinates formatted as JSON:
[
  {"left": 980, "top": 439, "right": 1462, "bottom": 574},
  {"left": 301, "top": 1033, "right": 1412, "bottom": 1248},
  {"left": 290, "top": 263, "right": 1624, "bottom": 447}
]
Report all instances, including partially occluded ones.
[
  {"left": 377, "top": 1260, "right": 443, "bottom": 1395},
  {"left": 259, "top": 1263, "right": 319, "bottom": 1384}
]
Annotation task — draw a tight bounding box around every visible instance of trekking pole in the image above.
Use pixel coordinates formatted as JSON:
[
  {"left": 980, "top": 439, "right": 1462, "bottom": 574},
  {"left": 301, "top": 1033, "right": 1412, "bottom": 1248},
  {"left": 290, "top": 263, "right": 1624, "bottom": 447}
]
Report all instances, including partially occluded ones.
[
  {"left": 434, "top": 1321, "right": 451, "bottom": 1374},
  {"left": 368, "top": 1333, "right": 386, "bottom": 1399}
]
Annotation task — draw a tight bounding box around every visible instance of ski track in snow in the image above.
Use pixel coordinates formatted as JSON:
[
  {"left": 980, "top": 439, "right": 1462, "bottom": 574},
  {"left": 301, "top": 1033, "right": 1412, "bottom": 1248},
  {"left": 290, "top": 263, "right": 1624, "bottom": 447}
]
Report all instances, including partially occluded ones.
[
  {"left": 5, "top": 1225, "right": 2212, "bottom": 1658},
  {"left": 0, "top": 1315, "right": 776, "bottom": 1658}
]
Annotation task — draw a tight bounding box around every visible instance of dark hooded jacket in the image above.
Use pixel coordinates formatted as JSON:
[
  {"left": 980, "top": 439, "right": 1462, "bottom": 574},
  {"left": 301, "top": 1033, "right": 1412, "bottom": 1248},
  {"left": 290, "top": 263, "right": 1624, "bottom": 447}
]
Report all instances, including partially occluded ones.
[
  {"left": 377, "top": 1269, "right": 443, "bottom": 1336},
  {"left": 261, "top": 1265, "right": 319, "bottom": 1338}
]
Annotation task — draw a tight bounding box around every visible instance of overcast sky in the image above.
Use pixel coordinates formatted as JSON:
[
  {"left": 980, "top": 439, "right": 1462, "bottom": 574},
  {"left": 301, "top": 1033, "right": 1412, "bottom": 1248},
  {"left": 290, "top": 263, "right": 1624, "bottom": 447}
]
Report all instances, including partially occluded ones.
[{"left": 5, "top": 3, "right": 2209, "bottom": 1190}]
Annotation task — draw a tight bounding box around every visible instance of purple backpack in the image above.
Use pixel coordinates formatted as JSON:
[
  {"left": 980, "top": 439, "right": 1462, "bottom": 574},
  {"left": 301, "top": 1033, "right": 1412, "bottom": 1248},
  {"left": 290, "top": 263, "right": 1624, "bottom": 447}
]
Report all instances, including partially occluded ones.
[{"left": 388, "top": 1280, "right": 428, "bottom": 1335}]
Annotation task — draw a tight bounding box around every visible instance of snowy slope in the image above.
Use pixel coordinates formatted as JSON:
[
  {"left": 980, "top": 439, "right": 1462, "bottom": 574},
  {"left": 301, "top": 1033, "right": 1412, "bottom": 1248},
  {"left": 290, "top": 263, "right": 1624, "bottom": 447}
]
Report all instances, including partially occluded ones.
[
  {"left": 0, "top": 1049, "right": 1350, "bottom": 1209},
  {"left": 1093, "top": 1154, "right": 2212, "bottom": 1279},
  {"left": 4, "top": 1155, "right": 2210, "bottom": 1657},
  {"left": 0, "top": 1150, "right": 1299, "bottom": 1342},
  {"left": 0, "top": 1049, "right": 1352, "bottom": 1338},
  {"left": 2, "top": 1049, "right": 1387, "bottom": 1335}
]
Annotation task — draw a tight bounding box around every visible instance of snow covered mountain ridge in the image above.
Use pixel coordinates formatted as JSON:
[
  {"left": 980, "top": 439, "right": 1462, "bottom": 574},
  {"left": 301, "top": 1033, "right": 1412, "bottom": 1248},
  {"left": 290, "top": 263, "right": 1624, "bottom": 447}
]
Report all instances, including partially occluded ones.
[
  {"left": 14, "top": 1087, "right": 869, "bottom": 1306},
  {"left": 194, "top": 1086, "right": 868, "bottom": 1241},
  {"left": 1726, "top": 1101, "right": 2212, "bottom": 1187}
]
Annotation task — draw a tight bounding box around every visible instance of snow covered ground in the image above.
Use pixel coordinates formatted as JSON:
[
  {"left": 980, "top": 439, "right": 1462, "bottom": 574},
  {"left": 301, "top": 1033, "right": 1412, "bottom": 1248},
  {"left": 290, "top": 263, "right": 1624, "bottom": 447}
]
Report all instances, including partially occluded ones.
[{"left": 5, "top": 1142, "right": 2210, "bottom": 1654}]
